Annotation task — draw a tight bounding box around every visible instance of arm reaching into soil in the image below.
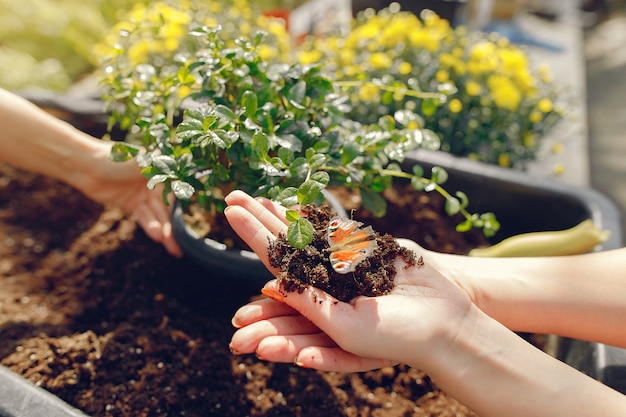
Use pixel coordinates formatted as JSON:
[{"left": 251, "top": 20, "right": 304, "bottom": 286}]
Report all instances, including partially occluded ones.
[
  {"left": 0, "top": 88, "right": 181, "bottom": 257},
  {"left": 225, "top": 190, "right": 626, "bottom": 417}
]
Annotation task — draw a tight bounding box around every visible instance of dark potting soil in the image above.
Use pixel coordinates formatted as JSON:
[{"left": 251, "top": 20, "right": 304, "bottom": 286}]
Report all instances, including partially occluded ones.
[
  {"left": 268, "top": 204, "right": 418, "bottom": 303},
  {"left": 0, "top": 164, "right": 484, "bottom": 417}
]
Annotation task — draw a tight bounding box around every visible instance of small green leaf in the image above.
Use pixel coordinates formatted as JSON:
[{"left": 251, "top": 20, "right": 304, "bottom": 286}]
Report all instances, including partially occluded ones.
[
  {"left": 360, "top": 187, "right": 387, "bottom": 218},
  {"left": 215, "top": 104, "right": 236, "bottom": 121},
  {"left": 242, "top": 90, "right": 258, "bottom": 118},
  {"left": 430, "top": 166, "right": 448, "bottom": 185},
  {"left": 153, "top": 155, "right": 178, "bottom": 175},
  {"left": 310, "top": 171, "right": 330, "bottom": 186},
  {"left": 171, "top": 180, "right": 195, "bottom": 200},
  {"left": 455, "top": 191, "right": 469, "bottom": 208},
  {"left": 445, "top": 197, "right": 461, "bottom": 216},
  {"left": 287, "top": 218, "right": 314, "bottom": 249},
  {"left": 411, "top": 164, "right": 424, "bottom": 178},
  {"left": 410, "top": 176, "right": 426, "bottom": 191},
  {"left": 146, "top": 174, "right": 171, "bottom": 190},
  {"left": 297, "top": 180, "right": 324, "bottom": 206},
  {"left": 307, "top": 153, "right": 326, "bottom": 171},
  {"left": 277, "top": 187, "right": 298, "bottom": 207},
  {"left": 285, "top": 209, "right": 299, "bottom": 223},
  {"left": 455, "top": 219, "right": 473, "bottom": 233}
]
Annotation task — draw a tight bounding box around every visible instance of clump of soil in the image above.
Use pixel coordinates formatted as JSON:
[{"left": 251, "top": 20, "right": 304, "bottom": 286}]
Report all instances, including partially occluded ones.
[{"left": 268, "top": 205, "right": 417, "bottom": 302}]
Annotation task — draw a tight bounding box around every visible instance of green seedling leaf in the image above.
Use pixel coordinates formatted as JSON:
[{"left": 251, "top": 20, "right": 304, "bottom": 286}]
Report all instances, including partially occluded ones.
[
  {"left": 456, "top": 219, "right": 473, "bottom": 233},
  {"left": 430, "top": 166, "right": 448, "bottom": 185},
  {"left": 297, "top": 180, "right": 324, "bottom": 206},
  {"left": 277, "top": 187, "right": 298, "bottom": 207},
  {"left": 285, "top": 209, "right": 299, "bottom": 223},
  {"left": 445, "top": 196, "right": 461, "bottom": 216},
  {"left": 287, "top": 217, "right": 314, "bottom": 249},
  {"left": 456, "top": 191, "right": 469, "bottom": 208}
]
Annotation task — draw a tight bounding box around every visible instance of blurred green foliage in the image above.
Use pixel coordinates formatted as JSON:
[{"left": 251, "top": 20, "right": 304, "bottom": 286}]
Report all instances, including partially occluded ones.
[
  {"left": 0, "top": 0, "right": 150, "bottom": 91},
  {"left": 0, "top": 0, "right": 308, "bottom": 92}
]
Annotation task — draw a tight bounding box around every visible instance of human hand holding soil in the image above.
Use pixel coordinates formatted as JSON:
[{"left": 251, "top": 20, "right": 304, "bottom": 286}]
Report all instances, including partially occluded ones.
[
  {"left": 225, "top": 190, "right": 626, "bottom": 417},
  {"left": 225, "top": 190, "right": 478, "bottom": 373}
]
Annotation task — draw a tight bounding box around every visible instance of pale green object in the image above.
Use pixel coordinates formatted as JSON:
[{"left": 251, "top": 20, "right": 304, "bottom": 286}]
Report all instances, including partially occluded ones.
[{"left": 469, "top": 219, "right": 610, "bottom": 257}]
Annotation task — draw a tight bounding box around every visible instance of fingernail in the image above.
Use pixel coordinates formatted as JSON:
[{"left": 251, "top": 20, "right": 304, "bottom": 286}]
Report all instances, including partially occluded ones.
[
  {"left": 261, "top": 287, "right": 285, "bottom": 303},
  {"left": 224, "top": 206, "right": 232, "bottom": 214},
  {"left": 294, "top": 358, "right": 308, "bottom": 368},
  {"left": 229, "top": 343, "right": 242, "bottom": 355}
]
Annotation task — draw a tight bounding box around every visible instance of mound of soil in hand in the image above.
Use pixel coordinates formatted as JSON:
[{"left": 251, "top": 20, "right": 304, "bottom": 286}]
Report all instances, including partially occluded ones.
[
  {"left": 268, "top": 205, "right": 417, "bottom": 302},
  {"left": 0, "top": 164, "right": 482, "bottom": 417}
]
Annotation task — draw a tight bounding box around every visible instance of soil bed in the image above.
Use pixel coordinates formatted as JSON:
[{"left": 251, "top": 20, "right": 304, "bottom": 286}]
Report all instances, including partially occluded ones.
[{"left": 0, "top": 164, "right": 485, "bottom": 416}]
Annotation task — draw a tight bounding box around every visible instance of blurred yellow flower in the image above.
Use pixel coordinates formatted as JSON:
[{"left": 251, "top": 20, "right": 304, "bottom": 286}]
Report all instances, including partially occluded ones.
[
  {"left": 449, "top": 98, "right": 462, "bottom": 113},
  {"left": 538, "top": 98, "right": 553, "bottom": 113},
  {"left": 487, "top": 75, "right": 521, "bottom": 111},
  {"left": 466, "top": 81, "right": 481, "bottom": 96},
  {"left": 369, "top": 52, "right": 393, "bottom": 70},
  {"left": 299, "top": 6, "right": 564, "bottom": 167},
  {"left": 398, "top": 61, "right": 412, "bottom": 75},
  {"left": 435, "top": 69, "right": 449, "bottom": 83},
  {"left": 358, "top": 83, "right": 380, "bottom": 101}
]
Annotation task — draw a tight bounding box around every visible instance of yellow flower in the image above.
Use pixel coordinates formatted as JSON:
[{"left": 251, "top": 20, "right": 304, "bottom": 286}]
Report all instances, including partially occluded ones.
[
  {"left": 257, "top": 44, "right": 278, "bottom": 61},
  {"left": 177, "top": 85, "right": 193, "bottom": 101},
  {"left": 487, "top": 75, "right": 521, "bottom": 111},
  {"left": 298, "top": 49, "right": 322, "bottom": 65},
  {"left": 449, "top": 98, "right": 463, "bottom": 113},
  {"left": 529, "top": 110, "right": 543, "bottom": 124},
  {"left": 435, "top": 69, "right": 449, "bottom": 83},
  {"left": 523, "top": 132, "right": 536, "bottom": 148},
  {"left": 398, "top": 61, "right": 412, "bottom": 75},
  {"left": 369, "top": 52, "right": 392, "bottom": 70},
  {"left": 538, "top": 98, "right": 553, "bottom": 113},
  {"left": 553, "top": 163, "right": 565, "bottom": 175},
  {"left": 358, "top": 83, "right": 380, "bottom": 101},
  {"left": 408, "top": 28, "right": 440, "bottom": 52},
  {"left": 498, "top": 153, "right": 511, "bottom": 168},
  {"left": 552, "top": 143, "right": 564, "bottom": 154},
  {"left": 466, "top": 81, "right": 481, "bottom": 96}
]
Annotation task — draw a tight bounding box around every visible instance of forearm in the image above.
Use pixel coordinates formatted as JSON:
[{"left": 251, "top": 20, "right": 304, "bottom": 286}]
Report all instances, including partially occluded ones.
[
  {"left": 430, "top": 248, "right": 626, "bottom": 347},
  {"left": 425, "top": 306, "right": 626, "bottom": 417},
  {"left": 0, "top": 88, "right": 110, "bottom": 192}
]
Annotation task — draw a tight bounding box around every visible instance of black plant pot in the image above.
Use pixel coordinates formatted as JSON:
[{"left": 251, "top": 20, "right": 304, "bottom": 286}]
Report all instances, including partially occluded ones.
[{"left": 0, "top": 365, "right": 89, "bottom": 417}]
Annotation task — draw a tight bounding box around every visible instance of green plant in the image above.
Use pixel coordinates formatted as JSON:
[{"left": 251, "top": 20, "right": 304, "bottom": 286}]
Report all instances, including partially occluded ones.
[
  {"left": 296, "top": 6, "right": 564, "bottom": 168},
  {"left": 99, "top": 0, "right": 500, "bottom": 248}
]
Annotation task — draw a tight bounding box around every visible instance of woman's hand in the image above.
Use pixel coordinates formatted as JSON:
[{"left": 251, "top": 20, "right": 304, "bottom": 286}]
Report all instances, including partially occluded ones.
[
  {"left": 77, "top": 141, "right": 182, "bottom": 257},
  {"left": 225, "top": 190, "right": 477, "bottom": 373}
]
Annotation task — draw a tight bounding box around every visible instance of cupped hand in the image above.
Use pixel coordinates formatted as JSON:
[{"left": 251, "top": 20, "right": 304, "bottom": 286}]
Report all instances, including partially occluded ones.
[
  {"left": 81, "top": 144, "right": 182, "bottom": 257},
  {"left": 225, "top": 190, "right": 476, "bottom": 373}
]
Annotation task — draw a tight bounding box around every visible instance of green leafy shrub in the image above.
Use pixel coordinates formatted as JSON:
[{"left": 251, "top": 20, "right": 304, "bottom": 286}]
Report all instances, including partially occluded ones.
[
  {"left": 296, "top": 6, "right": 564, "bottom": 168},
  {"left": 99, "top": 0, "right": 500, "bottom": 247}
]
